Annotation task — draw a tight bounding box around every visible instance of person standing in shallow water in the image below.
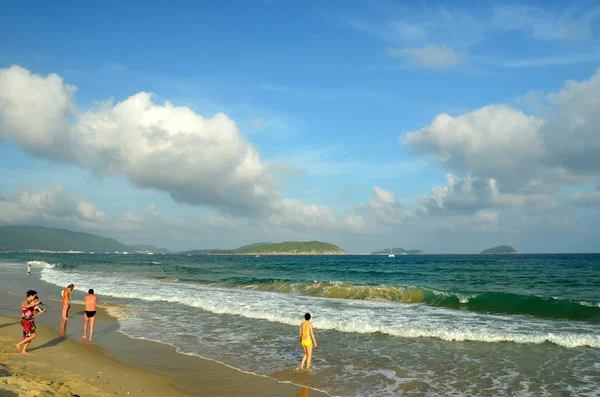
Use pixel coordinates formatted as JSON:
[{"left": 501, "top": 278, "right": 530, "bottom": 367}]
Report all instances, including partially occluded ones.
[
  {"left": 82, "top": 289, "right": 98, "bottom": 342},
  {"left": 61, "top": 284, "right": 74, "bottom": 320},
  {"left": 16, "top": 290, "right": 42, "bottom": 354},
  {"left": 297, "top": 313, "right": 317, "bottom": 370}
]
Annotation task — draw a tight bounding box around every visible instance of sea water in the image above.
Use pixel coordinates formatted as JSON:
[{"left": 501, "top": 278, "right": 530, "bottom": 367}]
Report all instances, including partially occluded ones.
[{"left": 1, "top": 253, "right": 599, "bottom": 396}]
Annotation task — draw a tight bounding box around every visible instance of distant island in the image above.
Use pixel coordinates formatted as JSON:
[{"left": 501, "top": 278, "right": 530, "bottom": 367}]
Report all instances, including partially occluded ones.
[
  {"left": 179, "top": 242, "right": 272, "bottom": 255},
  {"left": 371, "top": 248, "right": 425, "bottom": 255},
  {"left": 480, "top": 245, "right": 519, "bottom": 254},
  {"left": 0, "top": 225, "right": 168, "bottom": 253},
  {"left": 237, "top": 241, "right": 346, "bottom": 255}
]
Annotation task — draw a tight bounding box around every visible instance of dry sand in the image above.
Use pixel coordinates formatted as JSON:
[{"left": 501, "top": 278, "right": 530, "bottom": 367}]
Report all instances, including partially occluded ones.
[{"left": 0, "top": 316, "right": 191, "bottom": 397}]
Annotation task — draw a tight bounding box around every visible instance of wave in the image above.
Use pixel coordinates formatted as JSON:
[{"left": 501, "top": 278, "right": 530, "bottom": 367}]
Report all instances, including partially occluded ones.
[
  {"left": 27, "top": 260, "right": 53, "bottom": 267},
  {"left": 37, "top": 259, "right": 600, "bottom": 322},
  {"left": 231, "top": 280, "right": 600, "bottom": 322},
  {"left": 39, "top": 266, "right": 600, "bottom": 349},
  {"left": 99, "top": 303, "right": 131, "bottom": 322}
]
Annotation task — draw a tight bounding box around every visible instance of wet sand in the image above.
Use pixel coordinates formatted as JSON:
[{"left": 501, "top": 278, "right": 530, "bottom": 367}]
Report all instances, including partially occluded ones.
[
  {"left": 0, "top": 314, "right": 191, "bottom": 397},
  {"left": 0, "top": 302, "right": 326, "bottom": 397}
]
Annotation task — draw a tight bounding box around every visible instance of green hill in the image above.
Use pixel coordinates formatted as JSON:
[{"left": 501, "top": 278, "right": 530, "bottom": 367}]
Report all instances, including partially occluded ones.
[
  {"left": 0, "top": 225, "right": 128, "bottom": 252},
  {"left": 371, "top": 248, "right": 425, "bottom": 255},
  {"left": 480, "top": 245, "right": 519, "bottom": 254},
  {"left": 233, "top": 242, "right": 272, "bottom": 252},
  {"left": 239, "top": 241, "right": 346, "bottom": 254}
]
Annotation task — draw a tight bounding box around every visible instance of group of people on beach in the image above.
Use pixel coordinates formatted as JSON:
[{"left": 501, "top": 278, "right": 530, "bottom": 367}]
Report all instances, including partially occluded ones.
[
  {"left": 20, "top": 265, "right": 316, "bottom": 371},
  {"left": 16, "top": 275, "right": 99, "bottom": 354}
]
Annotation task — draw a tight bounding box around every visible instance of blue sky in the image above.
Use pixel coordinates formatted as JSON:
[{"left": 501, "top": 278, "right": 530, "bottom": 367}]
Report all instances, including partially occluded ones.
[{"left": 1, "top": 0, "right": 600, "bottom": 252}]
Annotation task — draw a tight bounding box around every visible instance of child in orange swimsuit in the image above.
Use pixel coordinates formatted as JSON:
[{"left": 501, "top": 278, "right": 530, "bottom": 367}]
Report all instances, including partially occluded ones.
[{"left": 297, "top": 313, "right": 317, "bottom": 370}]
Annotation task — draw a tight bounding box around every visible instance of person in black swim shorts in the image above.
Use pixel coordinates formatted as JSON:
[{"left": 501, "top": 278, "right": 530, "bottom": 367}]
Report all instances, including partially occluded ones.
[{"left": 82, "top": 289, "right": 98, "bottom": 342}]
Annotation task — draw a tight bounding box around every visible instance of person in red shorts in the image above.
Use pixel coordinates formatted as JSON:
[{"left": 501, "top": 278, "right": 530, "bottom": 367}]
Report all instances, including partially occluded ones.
[{"left": 16, "top": 290, "right": 42, "bottom": 354}]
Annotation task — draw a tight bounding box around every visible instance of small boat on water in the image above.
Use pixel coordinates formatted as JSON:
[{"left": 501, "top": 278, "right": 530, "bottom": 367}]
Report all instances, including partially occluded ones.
[{"left": 388, "top": 248, "right": 395, "bottom": 258}]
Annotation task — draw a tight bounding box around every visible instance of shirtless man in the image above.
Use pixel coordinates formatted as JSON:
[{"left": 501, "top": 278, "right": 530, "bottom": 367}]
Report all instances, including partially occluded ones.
[
  {"left": 82, "top": 289, "right": 98, "bottom": 342},
  {"left": 61, "top": 284, "right": 74, "bottom": 320},
  {"left": 297, "top": 313, "right": 317, "bottom": 370}
]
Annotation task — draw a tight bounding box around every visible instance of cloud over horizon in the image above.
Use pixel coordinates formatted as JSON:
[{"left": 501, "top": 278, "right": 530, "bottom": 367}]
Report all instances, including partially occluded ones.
[{"left": 0, "top": 65, "right": 334, "bottom": 230}]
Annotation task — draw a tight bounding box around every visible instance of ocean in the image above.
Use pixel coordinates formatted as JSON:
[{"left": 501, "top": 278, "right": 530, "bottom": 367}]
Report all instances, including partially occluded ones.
[{"left": 1, "top": 253, "right": 599, "bottom": 396}]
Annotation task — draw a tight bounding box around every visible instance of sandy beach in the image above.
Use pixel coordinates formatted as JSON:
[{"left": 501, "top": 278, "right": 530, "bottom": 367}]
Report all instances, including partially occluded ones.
[
  {"left": 0, "top": 270, "right": 327, "bottom": 397},
  {"left": 0, "top": 308, "right": 325, "bottom": 397},
  {"left": 0, "top": 315, "right": 192, "bottom": 397}
]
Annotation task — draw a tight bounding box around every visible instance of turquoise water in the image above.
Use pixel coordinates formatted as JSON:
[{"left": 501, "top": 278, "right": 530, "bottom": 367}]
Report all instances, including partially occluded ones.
[{"left": 2, "top": 253, "right": 600, "bottom": 396}]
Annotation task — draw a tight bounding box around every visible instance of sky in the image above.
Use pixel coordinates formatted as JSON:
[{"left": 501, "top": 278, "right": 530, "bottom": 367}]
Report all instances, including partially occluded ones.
[{"left": 1, "top": 0, "right": 600, "bottom": 253}]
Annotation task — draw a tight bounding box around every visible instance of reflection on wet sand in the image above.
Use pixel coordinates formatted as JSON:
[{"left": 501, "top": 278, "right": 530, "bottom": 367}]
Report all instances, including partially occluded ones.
[
  {"left": 58, "top": 318, "right": 67, "bottom": 336},
  {"left": 296, "top": 387, "right": 309, "bottom": 397}
]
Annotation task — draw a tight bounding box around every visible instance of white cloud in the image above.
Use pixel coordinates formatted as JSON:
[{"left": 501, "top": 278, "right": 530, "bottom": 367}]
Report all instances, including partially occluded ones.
[
  {"left": 404, "top": 69, "right": 600, "bottom": 232},
  {"left": 358, "top": 187, "right": 411, "bottom": 226},
  {"left": 404, "top": 68, "right": 600, "bottom": 195},
  {"left": 389, "top": 45, "right": 462, "bottom": 69},
  {"left": 0, "top": 65, "right": 331, "bottom": 229},
  {"left": 0, "top": 65, "right": 77, "bottom": 161},
  {"left": 571, "top": 191, "right": 600, "bottom": 207},
  {"left": 404, "top": 105, "right": 544, "bottom": 191},
  {"left": 344, "top": 214, "right": 365, "bottom": 233},
  {"left": 348, "top": 4, "right": 600, "bottom": 70},
  {"left": 543, "top": 69, "right": 600, "bottom": 177},
  {"left": 0, "top": 186, "right": 106, "bottom": 228},
  {"left": 267, "top": 199, "right": 337, "bottom": 229},
  {"left": 418, "top": 174, "right": 556, "bottom": 216}
]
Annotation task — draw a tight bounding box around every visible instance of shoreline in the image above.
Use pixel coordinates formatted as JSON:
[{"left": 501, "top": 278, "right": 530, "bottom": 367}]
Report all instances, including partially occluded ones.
[{"left": 0, "top": 303, "right": 329, "bottom": 397}]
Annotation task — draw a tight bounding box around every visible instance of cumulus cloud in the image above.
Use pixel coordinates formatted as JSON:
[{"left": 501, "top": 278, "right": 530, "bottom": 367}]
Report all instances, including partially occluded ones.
[
  {"left": 0, "top": 65, "right": 331, "bottom": 228},
  {"left": 418, "top": 174, "right": 556, "bottom": 216},
  {"left": 344, "top": 214, "right": 365, "bottom": 233},
  {"left": 404, "top": 68, "right": 600, "bottom": 195},
  {"left": 543, "top": 70, "right": 600, "bottom": 177},
  {"left": 389, "top": 45, "right": 462, "bottom": 69},
  {"left": 358, "top": 187, "right": 411, "bottom": 226},
  {"left": 401, "top": 68, "right": 600, "bottom": 237},
  {"left": 0, "top": 66, "right": 77, "bottom": 161},
  {"left": 0, "top": 186, "right": 106, "bottom": 228},
  {"left": 404, "top": 105, "right": 544, "bottom": 191}
]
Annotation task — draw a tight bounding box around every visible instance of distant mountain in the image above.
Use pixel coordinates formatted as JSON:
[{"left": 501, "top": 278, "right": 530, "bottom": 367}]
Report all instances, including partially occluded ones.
[
  {"left": 371, "top": 248, "right": 425, "bottom": 255},
  {"left": 178, "top": 249, "right": 215, "bottom": 255},
  {"left": 129, "top": 244, "right": 170, "bottom": 254},
  {"left": 233, "top": 242, "right": 272, "bottom": 252},
  {"left": 0, "top": 225, "right": 128, "bottom": 252},
  {"left": 239, "top": 241, "right": 346, "bottom": 255},
  {"left": 480, "top": 245, "right": 519, "bottom": 254}
]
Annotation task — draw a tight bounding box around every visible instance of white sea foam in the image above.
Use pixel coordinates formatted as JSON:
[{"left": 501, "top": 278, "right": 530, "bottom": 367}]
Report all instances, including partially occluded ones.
[
  {"left": 39, "top": 266, "right": 600, "bottom": 349},
  {"left": 27, "top": 260, "right": 53, "bottom": 267},
  {"left": 579, "top": 301, "right": 600, "bottom": 308}
]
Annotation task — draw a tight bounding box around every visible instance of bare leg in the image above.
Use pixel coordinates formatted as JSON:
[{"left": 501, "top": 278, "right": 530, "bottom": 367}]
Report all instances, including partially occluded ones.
[
  {"left": 306, "top": 345, "right": 313, "bottom": 370},
  {"left": 82, "top": 315, "right": 89, "bottom": 339},
  {"left": 59, "top": 318, "right": 67, "bottom": 336},
  {"left": 88, "top": 315, "right": 96, "bottom": 342},
  {"left": 62, "top": 303, "right": 69, "bottom": 320},
  {"left": 298, "top": 345, "right": 308, "bottom": 369},
  {"left": 17, "top": 334, "right": 36, "bottom": 354}
]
